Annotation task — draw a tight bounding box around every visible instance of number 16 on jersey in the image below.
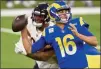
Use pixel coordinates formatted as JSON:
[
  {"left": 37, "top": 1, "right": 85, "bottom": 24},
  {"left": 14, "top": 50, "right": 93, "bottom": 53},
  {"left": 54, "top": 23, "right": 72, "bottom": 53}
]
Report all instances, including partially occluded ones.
[{"left": 55, "top": 34, "right": 77, "bottom": 57}]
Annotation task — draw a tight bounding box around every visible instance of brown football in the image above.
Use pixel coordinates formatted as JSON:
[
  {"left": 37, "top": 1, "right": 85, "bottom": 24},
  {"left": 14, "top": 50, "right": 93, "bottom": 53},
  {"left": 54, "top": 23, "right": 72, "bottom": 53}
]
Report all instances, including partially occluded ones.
[{"left": 12, "top": 14, "right": 28, "bottom": 32}]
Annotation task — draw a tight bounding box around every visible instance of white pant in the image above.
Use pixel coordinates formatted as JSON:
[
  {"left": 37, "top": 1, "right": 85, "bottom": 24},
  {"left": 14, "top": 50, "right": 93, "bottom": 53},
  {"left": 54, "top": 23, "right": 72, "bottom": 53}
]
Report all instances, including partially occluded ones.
[{"left": 36, "top": 60, "right": 59, "bottom": 69}]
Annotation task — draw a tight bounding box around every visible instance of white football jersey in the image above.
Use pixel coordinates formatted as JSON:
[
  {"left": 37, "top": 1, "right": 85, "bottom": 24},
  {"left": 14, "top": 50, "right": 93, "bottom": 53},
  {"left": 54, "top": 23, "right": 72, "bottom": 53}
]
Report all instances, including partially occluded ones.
[{"left": 15, "top": 15, "right": 58, "bottom": 68}]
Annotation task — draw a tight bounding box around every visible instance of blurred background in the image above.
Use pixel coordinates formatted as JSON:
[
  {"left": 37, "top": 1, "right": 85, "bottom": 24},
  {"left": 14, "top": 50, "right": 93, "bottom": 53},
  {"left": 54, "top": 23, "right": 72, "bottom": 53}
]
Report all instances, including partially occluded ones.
[{"left": 1, "top": 0, "right": 100, "bottom": 68}]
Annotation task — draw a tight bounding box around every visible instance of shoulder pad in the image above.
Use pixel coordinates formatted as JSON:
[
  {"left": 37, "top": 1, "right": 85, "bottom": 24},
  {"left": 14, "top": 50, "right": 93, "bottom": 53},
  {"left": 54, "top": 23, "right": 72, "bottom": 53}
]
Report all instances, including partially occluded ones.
[
  {"left": 79, "top": 17, "right": 85, "bottom": 26},
  {"left": 70, "top": 17, "right": 87, "bottom": 27}
]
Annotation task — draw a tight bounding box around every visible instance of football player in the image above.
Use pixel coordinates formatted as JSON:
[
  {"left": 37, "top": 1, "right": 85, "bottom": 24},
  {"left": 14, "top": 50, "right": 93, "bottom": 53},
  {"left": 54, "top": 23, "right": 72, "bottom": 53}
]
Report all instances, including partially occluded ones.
[
  {"left": 14, "top": 3, "right": 58, "bottom": 69},
  {"left": 21, "top": 1, "right": 100, "bottom": 68}
]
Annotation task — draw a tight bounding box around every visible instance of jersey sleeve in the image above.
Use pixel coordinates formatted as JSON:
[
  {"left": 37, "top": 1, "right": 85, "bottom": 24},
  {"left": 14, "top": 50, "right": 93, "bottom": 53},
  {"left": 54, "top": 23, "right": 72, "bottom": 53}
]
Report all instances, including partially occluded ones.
[
  {"left": 15, "top": 37, "right": 27, "bottom": 55},
  {"left": 31, "top": 36, "right": 46, "bottom": 53},
  {"left": 27, "top": 17, "right": 38, "bottom": 41},
  {"left": 79, "top": 17, "right": 93, "bottom": 36}
]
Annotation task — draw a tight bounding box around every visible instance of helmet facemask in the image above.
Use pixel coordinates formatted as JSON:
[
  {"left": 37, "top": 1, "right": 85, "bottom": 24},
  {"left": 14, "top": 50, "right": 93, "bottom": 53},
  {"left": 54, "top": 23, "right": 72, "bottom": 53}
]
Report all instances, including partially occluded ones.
[
  {"left": 31, "top": 11, "right": 46, "bottom": 28},
  {"left": 57, "top": 9, "right": 71, "bottom": 23}
]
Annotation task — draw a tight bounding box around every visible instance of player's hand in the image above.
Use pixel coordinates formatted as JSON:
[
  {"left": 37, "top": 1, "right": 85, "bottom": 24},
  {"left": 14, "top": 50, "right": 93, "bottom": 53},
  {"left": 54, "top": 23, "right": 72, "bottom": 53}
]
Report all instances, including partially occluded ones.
[{"left": 68, "top": 24, "right": 79, "bottom": 37}]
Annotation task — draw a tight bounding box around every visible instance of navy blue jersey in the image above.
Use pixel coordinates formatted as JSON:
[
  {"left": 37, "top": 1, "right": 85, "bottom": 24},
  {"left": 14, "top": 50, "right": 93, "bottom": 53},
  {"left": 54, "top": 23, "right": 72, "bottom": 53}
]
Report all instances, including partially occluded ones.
[{"left": 31, "top": 17, "right": 93, "bottom": 68}]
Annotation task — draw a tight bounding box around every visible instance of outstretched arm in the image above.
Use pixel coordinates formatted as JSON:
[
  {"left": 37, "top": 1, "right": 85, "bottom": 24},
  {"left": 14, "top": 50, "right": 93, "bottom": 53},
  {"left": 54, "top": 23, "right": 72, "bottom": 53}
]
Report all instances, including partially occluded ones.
[
  {"left": 21, "top": 27, "right": 32, "bottom": 54},
  {"left": 26, "top": 45, "right": 55, "bottom": 61}
]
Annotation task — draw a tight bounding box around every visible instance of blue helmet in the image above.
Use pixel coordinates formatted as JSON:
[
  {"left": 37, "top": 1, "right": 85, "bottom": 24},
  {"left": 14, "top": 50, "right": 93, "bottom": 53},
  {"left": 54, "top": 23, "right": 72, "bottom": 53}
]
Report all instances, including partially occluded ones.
[{"left": 48, "top": 1, "right": 72, "bottom": 23}]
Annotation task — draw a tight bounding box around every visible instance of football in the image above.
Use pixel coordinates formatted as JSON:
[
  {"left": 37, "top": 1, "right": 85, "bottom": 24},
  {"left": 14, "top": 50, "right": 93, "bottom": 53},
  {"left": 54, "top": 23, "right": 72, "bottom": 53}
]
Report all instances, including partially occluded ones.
[{"left": 12, "top": 14, "right": 28, "bottom": 32}]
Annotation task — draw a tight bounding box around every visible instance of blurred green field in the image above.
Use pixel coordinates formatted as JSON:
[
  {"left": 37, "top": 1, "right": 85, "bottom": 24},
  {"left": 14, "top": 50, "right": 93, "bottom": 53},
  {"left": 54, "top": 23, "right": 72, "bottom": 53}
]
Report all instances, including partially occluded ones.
[
  {"left": 1, "top": 14, "right": 100, "bottom": 68},
  {"left": 1, "top": 32, "right": 34, "bottom": 68},
  {"left": 1, "top": 1, "right": 100, "bottom": 9}
]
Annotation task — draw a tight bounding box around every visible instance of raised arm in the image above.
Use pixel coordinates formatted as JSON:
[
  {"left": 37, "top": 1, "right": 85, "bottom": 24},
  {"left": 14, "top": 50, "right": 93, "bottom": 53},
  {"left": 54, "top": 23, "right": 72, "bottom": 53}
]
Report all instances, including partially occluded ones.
[{"left": 69, "top": 24, "right": 98, "bottom": 46}]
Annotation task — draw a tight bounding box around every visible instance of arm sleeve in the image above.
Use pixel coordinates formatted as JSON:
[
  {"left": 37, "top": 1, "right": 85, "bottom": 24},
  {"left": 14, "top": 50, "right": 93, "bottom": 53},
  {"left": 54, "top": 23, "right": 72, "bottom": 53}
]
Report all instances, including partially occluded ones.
[
  {"left": 79, "top": 26, "right": 93, "bottom": 36},
  {"left": 31, "top": 36, "right": 46, "bottom": 53},
  {"left": 15, "top": 37, "right": 27, "bottom": 55}
]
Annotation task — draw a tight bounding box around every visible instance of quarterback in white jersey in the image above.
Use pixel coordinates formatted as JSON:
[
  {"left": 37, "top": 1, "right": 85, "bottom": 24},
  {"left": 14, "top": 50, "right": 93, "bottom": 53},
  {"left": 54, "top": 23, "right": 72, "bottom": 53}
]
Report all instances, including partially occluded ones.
[{"left": 14, "top": 3, "right": 58, "bottom": 69}]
